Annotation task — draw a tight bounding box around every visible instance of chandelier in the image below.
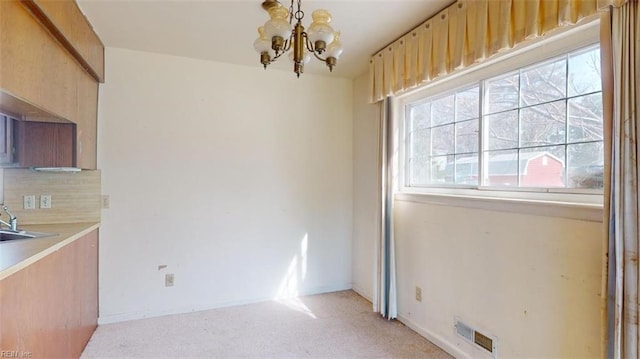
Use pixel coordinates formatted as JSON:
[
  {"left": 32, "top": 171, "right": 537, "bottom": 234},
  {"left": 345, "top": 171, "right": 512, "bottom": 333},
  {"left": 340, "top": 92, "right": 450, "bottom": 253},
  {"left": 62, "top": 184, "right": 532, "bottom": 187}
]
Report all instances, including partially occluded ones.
[{"left": 253, "top": 0, "right": 344, "bottom": 77}]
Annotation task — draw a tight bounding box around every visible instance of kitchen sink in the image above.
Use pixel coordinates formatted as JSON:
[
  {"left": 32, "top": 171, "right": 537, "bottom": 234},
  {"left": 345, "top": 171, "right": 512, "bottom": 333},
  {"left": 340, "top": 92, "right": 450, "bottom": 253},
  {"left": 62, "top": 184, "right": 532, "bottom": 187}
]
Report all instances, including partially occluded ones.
[{"left": 0, "top": 230, "right": 56, "bottom": 242}]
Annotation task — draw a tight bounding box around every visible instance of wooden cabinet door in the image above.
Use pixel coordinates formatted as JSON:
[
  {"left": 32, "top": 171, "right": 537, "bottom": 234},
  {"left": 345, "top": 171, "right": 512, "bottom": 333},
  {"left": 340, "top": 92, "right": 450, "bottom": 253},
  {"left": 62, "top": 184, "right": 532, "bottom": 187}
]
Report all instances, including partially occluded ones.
[
  {"left": 0, "top": 0, "right": 78, "bottom": 123},
  {"left": 16, "top": 121, "right": 76, "bottom": 168},
  {"left": 76, "top": 70, "right": 99, "bottom": 170},
  {"left": 0, "top": 230, "right": 99, "bottom": 358},
  {"left": 27, "top": 0, "right": 105, "bottom": 82}
]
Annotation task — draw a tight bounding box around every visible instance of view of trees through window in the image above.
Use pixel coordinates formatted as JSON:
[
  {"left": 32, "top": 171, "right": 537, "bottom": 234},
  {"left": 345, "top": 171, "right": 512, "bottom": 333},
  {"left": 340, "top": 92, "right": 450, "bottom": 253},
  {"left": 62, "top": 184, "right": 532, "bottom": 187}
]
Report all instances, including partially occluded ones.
[{"left": 406, "top": 45, "right": 603, "bottom": 190}]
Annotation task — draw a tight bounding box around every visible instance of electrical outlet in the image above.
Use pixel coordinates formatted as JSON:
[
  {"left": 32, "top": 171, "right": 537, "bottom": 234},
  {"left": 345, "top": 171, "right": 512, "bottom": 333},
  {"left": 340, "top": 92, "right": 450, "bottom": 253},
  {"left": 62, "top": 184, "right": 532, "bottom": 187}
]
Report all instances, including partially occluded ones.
[
  {"left": 23, "top": 195, "right": 36, "bottom": 210},
  {"left": 165, "top": 273, "right": 174, "bottom": 287},
  {"left": 40, "top": 195, "right": 52, "bottom": 209},
  {"left": 415, "top": 286, "right": 422, "bottom": 302},
  {"left": 102, "top": 195, "right": 110, "bottom": 209}
]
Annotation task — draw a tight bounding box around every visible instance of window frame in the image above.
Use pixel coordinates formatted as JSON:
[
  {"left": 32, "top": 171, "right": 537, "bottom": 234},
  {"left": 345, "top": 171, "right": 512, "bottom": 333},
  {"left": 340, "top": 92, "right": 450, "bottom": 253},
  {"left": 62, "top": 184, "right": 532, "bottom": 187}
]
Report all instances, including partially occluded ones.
[{"left": 394, "top": 19, "right": 603, "bottom": 207}]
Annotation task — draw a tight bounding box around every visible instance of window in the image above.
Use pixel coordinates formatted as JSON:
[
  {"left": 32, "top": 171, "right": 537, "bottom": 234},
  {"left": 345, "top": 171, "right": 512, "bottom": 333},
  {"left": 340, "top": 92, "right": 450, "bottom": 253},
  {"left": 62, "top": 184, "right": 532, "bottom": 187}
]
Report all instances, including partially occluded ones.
[
  {"left": 404, "top": 44, "right": 603, "bottom": 193},
  {"left": 407, "top": 87, "right": 480, "bottom": 186}
]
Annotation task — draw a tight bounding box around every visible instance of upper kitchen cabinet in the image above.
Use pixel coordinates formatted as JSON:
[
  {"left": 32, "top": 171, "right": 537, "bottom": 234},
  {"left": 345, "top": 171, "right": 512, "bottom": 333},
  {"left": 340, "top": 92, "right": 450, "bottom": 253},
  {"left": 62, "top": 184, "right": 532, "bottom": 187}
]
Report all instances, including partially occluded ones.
[
  {"left": 24, "top": 0, "right": 105, "bottom": 82},
  {"left": 0, "top": 0, "right": 104, "bottom": 169},
  {"left": 76, "top": 68, "right": 99, "bottom": 169}
]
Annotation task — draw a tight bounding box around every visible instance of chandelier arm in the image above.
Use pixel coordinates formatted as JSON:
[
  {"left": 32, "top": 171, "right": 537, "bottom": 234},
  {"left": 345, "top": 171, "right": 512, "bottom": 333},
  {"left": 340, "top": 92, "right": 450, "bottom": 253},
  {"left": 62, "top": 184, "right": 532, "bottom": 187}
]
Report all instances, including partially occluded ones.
[
  {"left": 270, "top": 51, "right": 286, "bottom": 62},
  {"left": 283, "top": 36, "right": 293, "bottom": 52},
  {"left": 310, "top": 50, "right": 327, "bottom": 62},
  {"left": 302, "top": 30, "right": 329, "bottom": 62},
  {"left": 303, "top": 33, "right": 316, "bottom": 53}
]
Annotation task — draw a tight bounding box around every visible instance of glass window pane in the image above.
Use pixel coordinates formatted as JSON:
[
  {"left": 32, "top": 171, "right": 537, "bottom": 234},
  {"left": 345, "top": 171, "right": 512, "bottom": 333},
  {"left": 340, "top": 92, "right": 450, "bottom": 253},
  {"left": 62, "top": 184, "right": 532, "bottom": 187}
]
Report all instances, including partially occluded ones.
[
  {"left": 431, "top": 95, "right": 455, "bottom": 126},
  {"left": 409, "top": 157, "right": 430, "bottom": 186},
  {"left": 409, "top": 102, "right": 431, "bottom": 131},
  {"left": 485, "top": 150, "right": 518, "bottom": 187},
  {"left": 431, "top": 124, "right": 454, "bottom": 155},
  {"left": 519, "top": 146, "right": 565, "bottom": 188},
  {"left": 456, "top": 87, "right": 479, "bottom": 121},
  {"left": 403, "top": 45, "right": 604, "bottom": 191},
  {"left": 568, "top": 47, "right": 602, "bottom": 97},
  {"left": 486, "top": 110, "right": 518, "bottom": 150},
  {"left": 568, "top": 93, "right": 603, "bottom": 143},
  {"left": 485, "top": 72, "right": 519, "bottom": 115},
  {"left": 455, "top": 154, "right": 478, "bottom": 185},
  {"left": 456, "top": 119, "right": 478, "bottom": 154},
  {"left": 520, "top": 58, "right": 567, "bottom": 107},
  {"left": 410, "top": 128, "right": 431, "bottom": 159},
  {"left": 568, "top": 142, "right": 604, "bottom": 188},
  {"left": 432, "top": 155, "right": 454, "bottom": 184},
  {"left": 520, "top": 100, "right": 566, "bottom": 147}
]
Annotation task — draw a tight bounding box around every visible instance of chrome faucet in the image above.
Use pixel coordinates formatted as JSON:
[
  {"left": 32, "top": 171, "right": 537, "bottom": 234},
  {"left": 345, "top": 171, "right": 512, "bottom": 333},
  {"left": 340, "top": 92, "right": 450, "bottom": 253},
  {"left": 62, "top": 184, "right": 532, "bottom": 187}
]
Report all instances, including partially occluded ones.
[{"left": 0, "top": 205, "right": 18, "bottom": 232}]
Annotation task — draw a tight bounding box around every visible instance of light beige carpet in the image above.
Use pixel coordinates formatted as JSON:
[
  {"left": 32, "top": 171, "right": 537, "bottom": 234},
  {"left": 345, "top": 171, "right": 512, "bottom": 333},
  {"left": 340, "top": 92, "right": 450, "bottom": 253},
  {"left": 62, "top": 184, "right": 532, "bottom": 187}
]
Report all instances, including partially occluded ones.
[{"left": 81, "top": 290, "right": 452, "bottom": 358}]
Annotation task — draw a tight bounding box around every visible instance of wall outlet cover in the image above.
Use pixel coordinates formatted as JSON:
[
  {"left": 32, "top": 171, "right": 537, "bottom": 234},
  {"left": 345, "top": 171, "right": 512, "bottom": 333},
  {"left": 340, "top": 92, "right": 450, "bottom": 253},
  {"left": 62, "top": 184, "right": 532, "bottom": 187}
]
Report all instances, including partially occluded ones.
[
  {"left": 415, "top": 286, "right": 423, "bottom": 302},
  {"left": 102, "top": 195, "right": 110, "bottom": 209},
  {"left": 40, "top": 195, "right": 52, "bottom": 209},
  {"left": 23, "top": 195, "right": 36, "bottom": 210},
  {"left": 165, "top": 273, "right": 174, "bottom": 287}
]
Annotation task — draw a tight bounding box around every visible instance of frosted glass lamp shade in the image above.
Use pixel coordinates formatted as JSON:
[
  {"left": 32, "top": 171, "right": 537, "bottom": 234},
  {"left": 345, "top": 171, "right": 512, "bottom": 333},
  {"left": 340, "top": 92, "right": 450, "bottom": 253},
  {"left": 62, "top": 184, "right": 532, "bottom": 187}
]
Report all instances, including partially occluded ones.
[
  {"left": 308, "top": 10, "right": 335, "bottom": 47},
  {"left": 325, "top": 32, "right": 343, "bottom": 59},
  {"left": 254, "top": 27, "right": 274, "bottom": 56},
  {"left": 264, "top": 6, "right": 292, "bottom": 40}
]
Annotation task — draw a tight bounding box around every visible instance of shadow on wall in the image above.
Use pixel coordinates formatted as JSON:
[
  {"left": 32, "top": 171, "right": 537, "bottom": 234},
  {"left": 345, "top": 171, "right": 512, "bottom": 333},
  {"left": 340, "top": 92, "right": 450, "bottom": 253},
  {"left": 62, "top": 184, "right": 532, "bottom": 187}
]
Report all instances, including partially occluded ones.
[{"left": 275, "top": 233, "right": 317, "bottom": 319}]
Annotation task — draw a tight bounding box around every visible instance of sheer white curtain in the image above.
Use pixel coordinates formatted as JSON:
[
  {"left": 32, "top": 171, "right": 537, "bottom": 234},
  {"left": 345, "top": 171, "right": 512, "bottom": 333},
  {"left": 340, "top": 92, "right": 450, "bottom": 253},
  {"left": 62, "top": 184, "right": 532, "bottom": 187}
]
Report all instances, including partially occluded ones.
[
  {"left": 373, "top": 98, "right": 397, "bottom": 319},
  {"left": 602, "top": 0, "right": 639, "bottom": 357}
]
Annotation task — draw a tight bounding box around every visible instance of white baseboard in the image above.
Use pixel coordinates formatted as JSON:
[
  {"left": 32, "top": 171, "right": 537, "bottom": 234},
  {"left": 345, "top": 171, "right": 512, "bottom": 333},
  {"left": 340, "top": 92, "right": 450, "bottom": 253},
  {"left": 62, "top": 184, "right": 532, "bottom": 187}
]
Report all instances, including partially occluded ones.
[
  {"left": 397, "top": 314, "right": 470, "bottom": 359},
  {"left": 98, "top": 283, "right": 352, "bottom": 325},
  {"left": 351, "top": 284, "right": 373, "bottom": 303}
]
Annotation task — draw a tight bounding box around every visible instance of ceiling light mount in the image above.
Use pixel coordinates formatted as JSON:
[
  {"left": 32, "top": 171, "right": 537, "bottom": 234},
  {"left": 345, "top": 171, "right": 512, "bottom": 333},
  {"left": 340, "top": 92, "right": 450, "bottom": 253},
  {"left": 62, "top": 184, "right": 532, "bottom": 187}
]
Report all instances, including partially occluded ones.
[
  {"left": 253, "top": 0, "right": 344, "bottom": 77},
  {"left": 261, "top": 0, "right": 280, "bottom": 11}
]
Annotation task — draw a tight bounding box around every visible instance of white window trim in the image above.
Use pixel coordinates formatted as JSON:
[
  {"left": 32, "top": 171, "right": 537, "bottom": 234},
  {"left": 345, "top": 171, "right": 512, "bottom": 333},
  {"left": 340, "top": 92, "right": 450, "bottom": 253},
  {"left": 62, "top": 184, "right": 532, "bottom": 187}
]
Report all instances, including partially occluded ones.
[
  {"left": 395, "top": 192, "right": 603, "bottom": 222},
  {"left": 393, "top": 19, "right": 604, "bottom": 220}
]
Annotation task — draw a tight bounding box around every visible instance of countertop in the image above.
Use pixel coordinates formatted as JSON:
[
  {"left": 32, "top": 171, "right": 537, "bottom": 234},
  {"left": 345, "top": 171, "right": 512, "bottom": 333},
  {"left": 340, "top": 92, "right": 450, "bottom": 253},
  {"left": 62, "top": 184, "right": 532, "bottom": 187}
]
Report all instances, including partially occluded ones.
[{"left": 0, "top": 222, "right": 100, "bottom": 280}]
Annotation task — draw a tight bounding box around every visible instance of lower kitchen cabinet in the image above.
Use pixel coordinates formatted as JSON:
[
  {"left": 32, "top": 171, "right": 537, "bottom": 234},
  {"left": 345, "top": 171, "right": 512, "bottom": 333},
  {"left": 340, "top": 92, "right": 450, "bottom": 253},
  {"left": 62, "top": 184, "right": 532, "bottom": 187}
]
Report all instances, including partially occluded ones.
[{"left": 0, "top": 230, "right": 98, "bottom": 358}]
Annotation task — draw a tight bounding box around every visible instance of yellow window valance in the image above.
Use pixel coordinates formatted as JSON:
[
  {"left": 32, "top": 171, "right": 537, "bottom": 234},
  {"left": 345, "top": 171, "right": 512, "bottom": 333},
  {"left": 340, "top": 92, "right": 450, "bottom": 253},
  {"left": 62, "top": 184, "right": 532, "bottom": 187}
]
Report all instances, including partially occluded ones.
[{"left": 369, "top": 0, "right": 626, "bottom": 103}]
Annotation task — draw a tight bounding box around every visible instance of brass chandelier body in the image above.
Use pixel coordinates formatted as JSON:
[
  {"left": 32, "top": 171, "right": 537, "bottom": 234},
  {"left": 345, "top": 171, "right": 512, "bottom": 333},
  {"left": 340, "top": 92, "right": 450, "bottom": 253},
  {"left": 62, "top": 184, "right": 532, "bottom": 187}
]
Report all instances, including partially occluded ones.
[{"left": 254, "top": 0, "right": 343, "bottom": 77}]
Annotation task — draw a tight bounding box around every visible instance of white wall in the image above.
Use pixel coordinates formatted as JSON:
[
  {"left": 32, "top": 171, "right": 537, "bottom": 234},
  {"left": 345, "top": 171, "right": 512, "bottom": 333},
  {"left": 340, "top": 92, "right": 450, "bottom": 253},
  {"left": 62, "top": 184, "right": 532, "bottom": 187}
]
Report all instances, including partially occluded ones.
[
  {"left": 97, "top": 48, "right": 353, "bottom": 323},
  {"left": 351, "top": 82, "right": 603, "bottom": 357},
  {"left": 351, "top": 72, "right": 379, "bottom": 301},
  {"left": 394, "top": 201, "right": 602, "bottom": 358}
]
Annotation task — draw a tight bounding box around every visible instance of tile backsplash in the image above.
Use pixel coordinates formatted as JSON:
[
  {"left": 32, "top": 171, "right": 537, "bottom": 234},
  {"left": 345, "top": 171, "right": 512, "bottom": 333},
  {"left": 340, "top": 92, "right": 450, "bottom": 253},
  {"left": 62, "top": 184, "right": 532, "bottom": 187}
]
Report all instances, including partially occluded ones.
[{"left": 2, "top": 168, "right": 101, "bottom": 225}]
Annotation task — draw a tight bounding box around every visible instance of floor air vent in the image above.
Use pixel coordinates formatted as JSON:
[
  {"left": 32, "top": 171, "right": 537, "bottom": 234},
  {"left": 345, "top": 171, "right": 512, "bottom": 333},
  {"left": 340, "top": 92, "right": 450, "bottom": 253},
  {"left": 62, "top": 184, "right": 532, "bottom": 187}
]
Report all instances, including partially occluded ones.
[
  {"left": 454, "top": 318, "right": 497, "bottom": 357},
  {"left": 455, "top": 320, "right": 474, "bottom": 341}
]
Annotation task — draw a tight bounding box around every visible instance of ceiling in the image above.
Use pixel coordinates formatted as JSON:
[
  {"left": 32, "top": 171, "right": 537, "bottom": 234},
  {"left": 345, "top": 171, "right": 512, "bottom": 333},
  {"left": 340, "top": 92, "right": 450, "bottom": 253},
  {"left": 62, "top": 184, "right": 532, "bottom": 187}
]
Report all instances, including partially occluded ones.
[{"left": 77, "top": 0, "right": 452, "bottom": 79}]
